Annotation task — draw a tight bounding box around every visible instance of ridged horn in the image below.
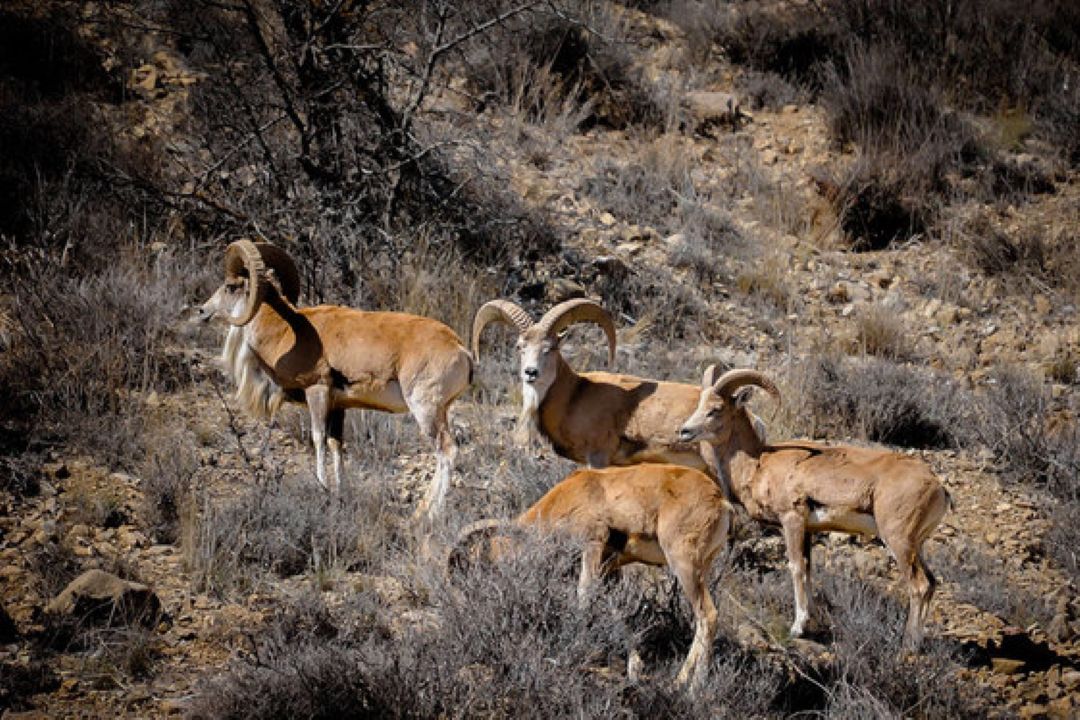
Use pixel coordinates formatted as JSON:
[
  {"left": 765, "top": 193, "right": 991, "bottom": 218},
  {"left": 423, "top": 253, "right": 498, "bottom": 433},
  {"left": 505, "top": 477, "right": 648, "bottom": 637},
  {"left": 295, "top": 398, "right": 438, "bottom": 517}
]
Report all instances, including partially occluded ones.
[
  {"left": 252, "top": 242, "right": 300, "bottom": 304},
  {"left": 471, "top": 299, "right": 534, "bottom": 360},
  {"left": 223, "top": 239, "right": 266, "bottom": 326},
  {"left": 710, "top": 369, "right": 780, "bottom": 403},
  {"left": 536, "top": 299, "right": 616, "bottom": 367}
]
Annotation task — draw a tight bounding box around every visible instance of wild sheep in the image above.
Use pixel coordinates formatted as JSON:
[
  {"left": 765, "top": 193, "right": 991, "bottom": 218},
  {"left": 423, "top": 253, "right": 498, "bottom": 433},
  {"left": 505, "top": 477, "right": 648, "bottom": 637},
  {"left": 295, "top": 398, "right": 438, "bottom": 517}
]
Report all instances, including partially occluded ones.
[
  {"left": 198, "top": 239, "right": 472, "bottom": 517},
  {"left": 451, "top": 463, "right": 732, "bottom": 689},
  {"left": 471, "top": 298, "right": 764, "bottom": 488},
  {"left": 677, "top": 367, "right": 951, "bottom": 648}
]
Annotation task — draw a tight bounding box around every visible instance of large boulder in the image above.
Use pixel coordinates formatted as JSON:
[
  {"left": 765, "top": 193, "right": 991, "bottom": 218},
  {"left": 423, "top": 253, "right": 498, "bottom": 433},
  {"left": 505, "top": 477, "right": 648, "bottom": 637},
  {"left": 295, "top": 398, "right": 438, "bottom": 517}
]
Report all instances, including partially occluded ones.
[{"left": 45, "top": 569, "right": 161, "bottom": 628}]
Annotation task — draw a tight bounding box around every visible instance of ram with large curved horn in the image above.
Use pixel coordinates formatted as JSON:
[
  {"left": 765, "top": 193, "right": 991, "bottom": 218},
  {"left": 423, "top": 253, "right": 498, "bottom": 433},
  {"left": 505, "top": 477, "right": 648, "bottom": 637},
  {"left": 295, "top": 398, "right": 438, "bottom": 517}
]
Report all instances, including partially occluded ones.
[
  {"left": 471, "top": 298, "right": 765, "bottom": 477},
  {"left": 678, "top": 367, "right": 951, "bottom": 649},
  {"left": 198, "top": 240, "right": 473, "bottom": 517}
]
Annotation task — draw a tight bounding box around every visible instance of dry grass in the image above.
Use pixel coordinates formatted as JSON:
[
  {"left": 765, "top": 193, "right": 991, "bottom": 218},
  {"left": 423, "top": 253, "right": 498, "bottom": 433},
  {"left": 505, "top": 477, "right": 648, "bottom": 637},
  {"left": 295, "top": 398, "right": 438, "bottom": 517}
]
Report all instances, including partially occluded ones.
[
  {"left": 736, "top": 253, "right": 796, "bottom": 315},
  {"left": 852, "top": 303, "right": 912, "bottom": 360}
]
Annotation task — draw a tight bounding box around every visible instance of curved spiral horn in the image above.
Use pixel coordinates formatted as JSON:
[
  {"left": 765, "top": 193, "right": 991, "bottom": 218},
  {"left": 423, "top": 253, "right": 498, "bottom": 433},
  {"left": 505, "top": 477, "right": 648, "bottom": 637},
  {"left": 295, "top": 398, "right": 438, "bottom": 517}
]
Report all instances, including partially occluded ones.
[
  {"left": 222, "top": 239, "right": 267, "bottom": 326},
  {"left": 536, "top": 299, "right": 617, "bottom": 367},
  {"left": 252, "top": 242, "right": 300, "bottom": 304},
  {"left": 710, "top": 369, "right": 780, "bottom": 403},
  {"left": 471, "top": 299, "right": 534, "bottom": 360}
]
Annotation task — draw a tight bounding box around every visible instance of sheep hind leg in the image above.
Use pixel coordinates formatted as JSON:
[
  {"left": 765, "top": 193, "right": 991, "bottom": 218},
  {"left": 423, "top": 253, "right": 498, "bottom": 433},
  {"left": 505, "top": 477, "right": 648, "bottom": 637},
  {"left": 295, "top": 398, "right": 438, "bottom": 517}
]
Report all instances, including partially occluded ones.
[
  {"left": 669, "top": 548, "right": 719, "bottom": 691},
  {"left": 411, "top": 401, "right": 456, "bottom": 520},
  {"left": 327, "top": 408, "right": 346, "bottom": 493},
  {"left": 901, "top": 549, "right": 936, "bottom": 650},
  {"left": 577, "top": 539, "right": 606, "bottom": 607},
  {"left": 781, "top": 512, "right": 812, "bottom": 638}
]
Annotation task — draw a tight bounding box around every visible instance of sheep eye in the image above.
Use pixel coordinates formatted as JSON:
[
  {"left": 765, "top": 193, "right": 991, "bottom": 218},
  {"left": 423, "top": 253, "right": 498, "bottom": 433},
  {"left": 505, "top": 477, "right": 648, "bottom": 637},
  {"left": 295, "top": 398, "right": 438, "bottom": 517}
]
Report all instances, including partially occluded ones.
[{"left": 707, "top": 409, "right": 721, "bottom": 418}]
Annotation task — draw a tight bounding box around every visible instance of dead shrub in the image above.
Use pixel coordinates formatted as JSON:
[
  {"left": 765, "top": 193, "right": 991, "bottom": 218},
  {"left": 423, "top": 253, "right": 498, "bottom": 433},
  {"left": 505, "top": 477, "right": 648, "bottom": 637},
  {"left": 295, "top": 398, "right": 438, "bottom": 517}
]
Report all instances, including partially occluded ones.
[
  {"left": 818, "top": 569, "right": 989, "bottom": 718},
  {"left": 666, "top": 203, "right": 744, "bottom": 284},
  {"left": 956, "top": 215, "right": 1047, "bottom": 280},
  {"left": 458, "top": 2, "right": 668, "bottom": 131},
  {"left": 734, "top": 69, "right": 807, "bottom": 110},
  {"left": 581, "top": 136, "right": 695, "bottom": 233},
  {"left": 139, "top": 427, "right": 199, "bottom": 545},
  {"left": 190, "top": 532, "right": 789, "bottom": 719},
  {"left": 975, "top": 366, "right": 1080, "bottom": 496},
  {"left": 0, "top": 659, "right": 60, "bottom": 715},
  {"left": 928, "top": 541, "right": 1054, "bottom": 629},
  {"left": 853, "top": 304, "right": 912, "bottom": 360},
  {"left": 736, "top": 254, "right": 795, "bottom": 315},
  {"left": 0, "top": 454, "right": 42, "bottom": 498},
  {"left": 792, "top": 355, "right": 973, "bottom": 449},
  {"left": 184, "top": 468, "right": 402, "bottom": 596},
  {"left": 1, "top": 249, "right": 192, "bottom": 467},
  {"left": 830, "top": 163, "right": 931, "bottom": 251}
]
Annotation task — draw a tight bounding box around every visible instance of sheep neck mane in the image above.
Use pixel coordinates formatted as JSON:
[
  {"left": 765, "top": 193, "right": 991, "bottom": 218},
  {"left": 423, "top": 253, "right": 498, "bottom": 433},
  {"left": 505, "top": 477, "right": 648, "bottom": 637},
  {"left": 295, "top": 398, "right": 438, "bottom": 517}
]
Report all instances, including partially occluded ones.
[{"left": 220, "top": 308, "right": 287, "bottom": 421}]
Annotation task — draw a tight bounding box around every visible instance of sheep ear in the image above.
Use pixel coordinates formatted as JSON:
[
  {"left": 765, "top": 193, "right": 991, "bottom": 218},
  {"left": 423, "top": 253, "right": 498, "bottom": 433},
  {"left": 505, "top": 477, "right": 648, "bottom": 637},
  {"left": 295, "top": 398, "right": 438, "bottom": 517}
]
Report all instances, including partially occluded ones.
[
  {"left": 702, "top": 364, "right": 720, "bottom": 389},
  {"left": 733, "top": 386, "right": 754, "bottom": 407}
]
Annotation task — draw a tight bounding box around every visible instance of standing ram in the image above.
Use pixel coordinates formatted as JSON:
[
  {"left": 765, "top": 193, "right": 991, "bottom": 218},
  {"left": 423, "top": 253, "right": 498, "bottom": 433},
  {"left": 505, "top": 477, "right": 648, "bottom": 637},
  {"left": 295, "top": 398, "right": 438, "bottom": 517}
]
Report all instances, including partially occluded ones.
[
  {"left": 470, "top": 298, "right": 764, "bottom": 487},
  {"left": 677, "top": 367, "right": 951, "bottom": 648},
  {"left": 198, "top": 240, "right": 472, "bottom": 517}
]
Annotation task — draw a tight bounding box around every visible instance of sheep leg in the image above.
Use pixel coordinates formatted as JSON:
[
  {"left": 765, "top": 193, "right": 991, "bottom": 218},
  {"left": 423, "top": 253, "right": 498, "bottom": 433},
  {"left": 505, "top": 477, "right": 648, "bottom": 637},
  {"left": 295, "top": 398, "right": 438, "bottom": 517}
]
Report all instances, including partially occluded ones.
[
  {"left": 305, "top": 385, "right": 332, "bottom": 491},
  {"left": 781, "top": 511, "right": 811, "bottom": 638},
  {"left": 885, "top": 534, "right": 936, "bottom": 650},
  {"left": 411, "top": 399, "right": 456, "bottom": 519},
  {"left": 577, "top": 539, "right": 606, "bottom": 606},
  {"left": 669, "top": 547, "right": 718, "bottom": 690},
  {"left": 327, "top": 408, "right": 346, "bottom": 492}
]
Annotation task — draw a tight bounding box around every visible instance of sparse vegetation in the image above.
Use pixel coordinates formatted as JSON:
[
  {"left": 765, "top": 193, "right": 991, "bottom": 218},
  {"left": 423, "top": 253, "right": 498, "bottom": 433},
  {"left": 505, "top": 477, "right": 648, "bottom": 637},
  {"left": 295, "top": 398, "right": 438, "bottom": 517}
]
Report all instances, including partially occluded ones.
[
  {"left": 853, "top": 303, "right": 912, "bottom": 360},
  {"left": 789, "top": 355, "right": 972, "bottom": 448},
  {"left": 0, "top": 0, "right": 1076, "bottom": 716}
]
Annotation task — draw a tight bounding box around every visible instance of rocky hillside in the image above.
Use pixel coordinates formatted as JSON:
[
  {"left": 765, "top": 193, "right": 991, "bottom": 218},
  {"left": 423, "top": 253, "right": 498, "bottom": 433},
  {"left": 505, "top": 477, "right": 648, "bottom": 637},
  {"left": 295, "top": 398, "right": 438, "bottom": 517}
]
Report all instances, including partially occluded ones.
[{"left": 2, "top": 2, "right": 1078, "bottom": 718}]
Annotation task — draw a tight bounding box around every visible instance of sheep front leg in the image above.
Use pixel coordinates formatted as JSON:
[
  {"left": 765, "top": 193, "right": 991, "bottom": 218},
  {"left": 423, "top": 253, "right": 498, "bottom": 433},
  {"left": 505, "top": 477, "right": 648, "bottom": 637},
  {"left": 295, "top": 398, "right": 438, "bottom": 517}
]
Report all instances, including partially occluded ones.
[{"left": 305, "top": 385, "right": 332, "bottom": 491}]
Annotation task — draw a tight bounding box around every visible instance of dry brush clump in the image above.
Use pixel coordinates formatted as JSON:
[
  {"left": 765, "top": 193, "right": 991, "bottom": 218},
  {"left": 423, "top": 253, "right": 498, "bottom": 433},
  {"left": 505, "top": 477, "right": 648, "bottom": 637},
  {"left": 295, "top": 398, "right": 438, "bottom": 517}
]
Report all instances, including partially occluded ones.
[
  {"left": 456, "top": 1, "right": 671, "bottom": 132},
  {"left": 928, "top": 541, "right": 1055, "bottom": 630},
  {"left": 815, "top": 569, "right": 990, "bottom": 718},
  {"left": 972, "top": 366, "right": 1080, "bottom": 584},
  {"left": 1, "top": 250, "right": 193, "bottom": 464},
  {"left": 785, "top": 355, "right": 974, "bottom": 449},
  {"left": 697, "top": 0, "right": 1076, "bottom": 251},
  {"left": 190, "top": 532, "right": 793, "bottom": 720},
  {"left": 184, "top": 469, "right": 405, "bottom": 597}
]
